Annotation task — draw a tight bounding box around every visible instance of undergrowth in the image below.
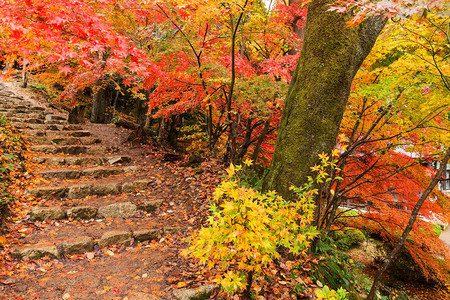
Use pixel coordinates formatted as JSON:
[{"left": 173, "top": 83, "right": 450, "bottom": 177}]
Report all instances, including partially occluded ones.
[{"left": 0, "top": 115, "right": 27, "bottom": 227}]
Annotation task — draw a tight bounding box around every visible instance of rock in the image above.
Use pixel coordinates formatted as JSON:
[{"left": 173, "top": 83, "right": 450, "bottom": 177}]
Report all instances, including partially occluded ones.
[
  {"left": 85, "top": 146, "right": 107, "bottom": 155},
  {"left": 98, "top": 202, "right": 137, "bottom": 218},
  {"left": 82, "top": 167, "right": 119, "bottom": 178},
  {"left": 39, "top": 169, "right": 81, "bottom": 179},
  {"left": 64, "top": 157, "right": 103, "bottom": 166},
  {"left": 51, "top": 137, "right": 78, "bottom": 145},
  {"left": 82, "top": 138, "right": 101, "bottom": 145},
  {"left": 24, "top": 136, "right": 48, "bottom": 144},
  {"left": 69, "top": 131, "right": 91, "bottom": 137},
  {"left": 30, "top": 207, "right": 65, "bottom": 221},
  {"left": 98, "top": 230, "right": 132, "bottom": 248},
  {"left": 139, "top": 200, "right": 163, "bottom": 212},
  {"left": 13, "top": 244, "right": 59, "bottom": 259},
  {"left": 45, "top": 124, "right": 61, "bottom": 131},
  {"left": 122, "top": 182, "right": 137, "bottom": 193},
  {"left": 124, "top": 166, "right": 140, "bottom": 172},
  {"left": 133, "top": 229, "right": 159, "bottom": 242},
  {"left": 107, "top": 156, "right": 131, "bottom": 165},
  {"left": 68, "top": 185, "right": 92, "bottom": 199},
  {"left": 24, "top": 130, "right": 45, "bottom": 136},
  {"left": 164, "top": 227, "right": 185, "bottom": 235},
  {"left": 67, "top": 206, "right": 98, "bottom": 219},
  {"left": 46, "top": 114, "right": 66, "bottom": 122},
  {"left": 33, "top": 157, "right": 65, "bottom": 165},
  {"left": 134, "top": 179, "right": 152, "bottom": 189},
  {"left": 29, "top": 187, "right": 67, "bottom": 199},
  {"left": 173, "top": 285, "right": 217, "bottom": 300},
  {"left": 29, "top": 106, "right": 45, "bottom": 111},
  {"left": 31, "top": 157, "right": 46, "bottom": 164},
  {"left": 60, "top": 145, "right": 87, "bottom": 155},
  {"left": 30, "top": 145, "right": 58, "bottom": 154},
  {"left": 92, "top": 183, "right": 121, "bottom": 196},
  {"left": 63, "top": 237, "right": 94, "bottom": 255},
  {"left": 26, "top": 118, "right": 44, "bottom": 124}
]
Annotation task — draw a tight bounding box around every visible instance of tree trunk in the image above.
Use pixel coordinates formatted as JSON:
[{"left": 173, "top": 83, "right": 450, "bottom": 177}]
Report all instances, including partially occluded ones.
[
  {"left": 288, "top": 0, "right": 305, "bottom": 56},
  {"left": 68, "top": 105, "right": 87, "bottom": 124},
  {"left": 366, "top": 148, "right": 450, "bottom": 300},
  {"left": 21, "top": 71, "right": 28, "bottom": 88},
  {"left": 135, "top": 97, "right": 148, "bottom": 126},
  {"left": 262, "top": 0, "right": 386, "bottom": 202},
  {"left": 90, "top": 88, "right": 109, "bottom": 123}
]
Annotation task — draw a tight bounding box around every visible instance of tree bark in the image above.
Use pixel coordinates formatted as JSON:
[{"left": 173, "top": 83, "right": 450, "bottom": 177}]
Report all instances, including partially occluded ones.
[
  {"left": 90, "top": 88, "right": 109, "bottom": 123},
  {"left": 367, "top": 147, "right": 450, "bottom": 300},
  {"left": 21, "top": 71, "right": 28, "bottom": 88},
  {"left": 262, "top": 0, "right": 386, "bottom": 202}
]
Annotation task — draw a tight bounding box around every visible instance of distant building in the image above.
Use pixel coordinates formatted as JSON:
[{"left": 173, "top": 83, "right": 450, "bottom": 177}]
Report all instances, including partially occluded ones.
[{"left": 429, "top": 161, "right": 450, "bottom": 196}]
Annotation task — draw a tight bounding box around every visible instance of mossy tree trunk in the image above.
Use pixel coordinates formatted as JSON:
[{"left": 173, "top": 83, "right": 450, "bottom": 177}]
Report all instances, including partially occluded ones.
[{"left": 262, "top": 0, "right": 386, "bottom": 209}]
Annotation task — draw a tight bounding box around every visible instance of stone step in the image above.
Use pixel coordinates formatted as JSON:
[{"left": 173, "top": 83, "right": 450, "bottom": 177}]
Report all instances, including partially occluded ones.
[
  {"left": 0, "top": 101, "right": 31, "bottom": 107},
  {"left": 29, "top": 106, "right": 46, "bottom": 112},
  {"left": 32, "top": 155, "right": 131, "bottom": 166},
  {"left": 30, "top": 144, "right": 117, "bottom": 155},
  {"left": 0, "top": 97, "right": 31, "bottom": 107},
  {"left": 12, "top": 225, "right": 183, "bottom": 259},
  {"left": 29, "top": 198, "right": 162, "bottom": 221},
  {"left": 28, "top": 177, "right": 152, "bottom": 199},
  {"left": 45, "top": 114, "right": 66, "bottom": 122},
  {"left": 0, "top": 106, "right": 48, "bottom": 113},
  {"left": 24, "top": 136, "right": 101, "bottom": 145},
  {"left": 0, "top": 112, "right": 44, "bottom": 119},
  {"left": 23, "top": 130, "right": 91, "bottom": 137},
  {"left": 44, "top": 120, "right": 68, "bottom": 125},
  {"left": 8, "top": 117, "right": 45, "bottom": 124},
  {"left": 38, "top": 165, "right": 139, "bottom": 179},
  {"left": 0, "top": 91, "right": 14, "bottom": 97},
  {"left": 11, "top": 123, "right": 83, "bottom": 131},
  {"left": 0, "top": 108, "right": 27, "bottom": 114}
]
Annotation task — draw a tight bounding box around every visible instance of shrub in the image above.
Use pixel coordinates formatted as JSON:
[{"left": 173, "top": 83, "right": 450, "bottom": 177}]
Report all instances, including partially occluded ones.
[
  {"left": 183, "top": 161, "right": 318, "bottom": 296},
  {"left": 432, "top": 224, "right": 442, "bottom": 237},
  {"left": 331, "top": 228, "right": 366, "bottom": 250},
  {"left": 315, "top": 286, "right": 349, "bottom": 300}
]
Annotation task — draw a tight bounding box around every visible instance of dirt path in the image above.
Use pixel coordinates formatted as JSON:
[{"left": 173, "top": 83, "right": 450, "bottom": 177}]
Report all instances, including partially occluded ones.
[{"left": 0, "top": 81, "right": 214, "bottom": 299}]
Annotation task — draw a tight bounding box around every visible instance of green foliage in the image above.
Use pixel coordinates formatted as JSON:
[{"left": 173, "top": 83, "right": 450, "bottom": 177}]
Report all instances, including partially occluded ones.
[
  {"left": 432, "top": 224, "right": 442, "bottom": 237},
  {"left": 29, "top": 83, "right": 47, "bottom": 92},
  {"left": 235, "top": 166, "right": 266, "bottom": 191},
  {"left": 179, "top": 121, "right": 208, "bottom": 156},
  {"left": 312, "top": 252, "right": 355, "bottom": 291},
  {"left": 312, "top": 234, "right": 363, "bottom": 293},
  {"left": 315, "top": 286, "right": 349, "bottom": 300},
  {"left": 183, "top": 161, "right": 318, "bottom": 295},
  {"left": 331, "top": 228, "right": 366, "bottom": 250}
]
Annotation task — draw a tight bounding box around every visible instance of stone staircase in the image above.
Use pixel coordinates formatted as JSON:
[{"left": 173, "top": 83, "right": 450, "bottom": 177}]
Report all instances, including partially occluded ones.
[{"left": 0, "top": 85, "right": 185, "bottom": 262}]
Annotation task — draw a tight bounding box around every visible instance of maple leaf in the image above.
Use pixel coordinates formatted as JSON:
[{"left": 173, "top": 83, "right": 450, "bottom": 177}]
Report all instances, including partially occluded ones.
[{"left": 58, "top": 65, "right": 72, "bottom": 75}]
